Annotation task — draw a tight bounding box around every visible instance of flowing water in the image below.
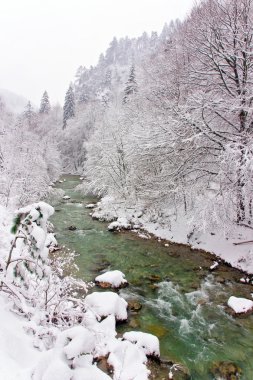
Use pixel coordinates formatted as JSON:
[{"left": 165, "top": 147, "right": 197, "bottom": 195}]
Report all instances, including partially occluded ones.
[{"left": 50, "top": 175, "right": 253, "bottom": 379}]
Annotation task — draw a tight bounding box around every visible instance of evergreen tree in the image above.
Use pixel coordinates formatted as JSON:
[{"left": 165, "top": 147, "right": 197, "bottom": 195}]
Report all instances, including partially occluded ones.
[
  {"left": 39, "top": 91, "right": 51, "bottom": 114},
  {"left": 63, "top": 84, "right": 75, "bottom": 129},
  {"left": 123, "top": 65, "right": 137, "bottom": 104},
  {"left": 23, "top": 101, "right": 35, "bottom": 127}
]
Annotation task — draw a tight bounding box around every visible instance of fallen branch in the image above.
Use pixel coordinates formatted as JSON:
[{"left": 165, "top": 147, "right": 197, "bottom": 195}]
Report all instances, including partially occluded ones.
[
  {"left": 233, "top": 240, "right": 253, "bottom": 246},
  {"left": 238, "top": 223, "right": 253, "bottom": 230}
]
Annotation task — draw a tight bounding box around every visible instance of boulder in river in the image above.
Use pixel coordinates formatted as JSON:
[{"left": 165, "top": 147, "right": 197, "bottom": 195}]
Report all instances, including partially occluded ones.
[
  {"left": 85, "top": 291, "right": 128, "bottom": 321},
  {"left": 129, "top": 317, "right": 141, "bottom": 329},
  {"left": 147, "top": 274, "right": 162, "bottom": 282},
  {"left": 227, "top": 296, "right": 253, "bottom": 315},
  {"left": 62, "top": 195, "right": 71, "bottom": 200},
  {"left": 128, "top": 299, "right": 142, "bottom": 312},
  {"left": 68, "top": 225, "right": 77, "bottom": 231},
  {"left": 210, "top": 361, "right": 242, "bottom": 380},
  {"left": 85, "top": 203, "right": 96, "bottom": 209},
  {"left": 95, "top": 270, "right": 128, "bottom": 289},
  {"left": 168, "top": 363, "right": 191, "bottom": 380}
]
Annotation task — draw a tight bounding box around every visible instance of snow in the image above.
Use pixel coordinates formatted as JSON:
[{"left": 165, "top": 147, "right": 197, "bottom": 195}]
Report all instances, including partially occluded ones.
[
  {"left": 45, "top": 232, "right": 58, "bottom": 248},
  {"left": 108, "top": 217, "right": 131, "bottom": 231},
  {"left": 85, "top": 203, "right": 96, "bottom": 209},
  {"left": 95, "top": 270, "right": 128, "bottom": 288},
  {"left": 85, "top": 291, "right": 128, "bottom": 321},
  {"left": 63, "top": 195, "right": 71, "bottom": 200},
  {"left": 123, "top": 331, "right": 160, "bottom": 357},
  {"left": 73, "top": 366, "right": 111, "bottom": 380},
  {"left": 107, "top": 340, "right": 150, "bottom": 380},
  {"left": 17, "top": 201, "right": 54, "bottom": 220},
  {"left": 33, "top": 355, "right": 72, "bottom": 380},
  {"left": 91, "top": 199, "right": 253, "bottom": 274},
  {"left": 0, "top": 296, "right": 40, "bottom": 380},
  {"left": 227, "top": 296, "right": 253, "bottom": 314},
  {"left": 59, "top": 326, "right": 96, "bottom": 359},
  {"left": 31, "top": 224, "right": 46, "bottom": 250},
  {"left": 210, "top": 261, "right": 219, "bottom": 271}
]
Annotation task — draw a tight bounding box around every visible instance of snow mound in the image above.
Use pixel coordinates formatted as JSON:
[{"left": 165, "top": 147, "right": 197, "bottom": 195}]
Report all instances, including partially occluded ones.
[
  {"left": 63, "top": 195, "right": 71, "bottom": 200},
  {"left": 227, "top": 296, "right": 253, "bottom": 314},
  {"left": 57, "top": 326, "right": 96, "bottom": 359},
  {"left": 108, "top": 217, "right": 131, "bottom": 231},
  {"left": 95, "top": 270, "right": 128, "bottom": 288},
  {"left": 123, "top": 331, "right": 160, "bottom": 357},
  {"left": 73, "top": 366, "right": 111, "bottom": 380},
  {"left": 85, "top": 203, "right": 96, "bottom": 209},
  {"left": 85, "top": 291, "right": 128, "bottom": 321},
  {"left": 108, "top": 340, "right": 149, "bottom": 380}
]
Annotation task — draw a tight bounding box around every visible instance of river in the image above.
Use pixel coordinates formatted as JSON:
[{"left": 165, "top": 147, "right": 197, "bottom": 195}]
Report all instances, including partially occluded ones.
[{"left": 49, "top": 175, "right": 253, "bottom": 379}]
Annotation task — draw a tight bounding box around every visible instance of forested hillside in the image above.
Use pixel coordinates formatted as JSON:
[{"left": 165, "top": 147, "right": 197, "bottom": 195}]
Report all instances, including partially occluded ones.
[{"left": 62, "top": 0, "right": 253, "bottom": 235}]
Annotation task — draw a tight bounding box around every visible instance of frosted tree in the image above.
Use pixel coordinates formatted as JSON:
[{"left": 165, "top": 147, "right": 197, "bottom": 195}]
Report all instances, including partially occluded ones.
[
  {"left": 63, "top": 84, "right": 75, "bottom": 129},
  {"left": 0, "top": 200, "right": 89, "bottom": 354},
  {"left": 39, "top": 90, "right": 51, "bottom": 114},
  {"left": 183, "top": 0, "right": 253, "bottom": 224},
  {"left": 23, "top": 101, "right": 36, "bottom": 127},
  {"left": 123, "top": 65, "right": 138, "bottom": 104}
]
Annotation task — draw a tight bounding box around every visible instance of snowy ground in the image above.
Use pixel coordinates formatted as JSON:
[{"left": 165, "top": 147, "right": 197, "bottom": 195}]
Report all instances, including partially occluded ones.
[
  {"left": 91, "top": 196, "right": 253, "bottom": 275},
  {"left": 0, "top": 296, "right": 40, "bottom": 380}
]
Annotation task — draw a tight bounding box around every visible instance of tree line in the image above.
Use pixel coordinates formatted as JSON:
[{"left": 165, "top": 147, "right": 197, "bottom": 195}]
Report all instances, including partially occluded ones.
[{"left": 62, "top": 0, "right": 253, "bottom": 232}]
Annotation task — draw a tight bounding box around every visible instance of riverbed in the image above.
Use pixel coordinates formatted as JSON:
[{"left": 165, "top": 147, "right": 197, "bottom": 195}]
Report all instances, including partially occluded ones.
[{"left": 50, "top": 175, "right": 253, "bottom": 379}]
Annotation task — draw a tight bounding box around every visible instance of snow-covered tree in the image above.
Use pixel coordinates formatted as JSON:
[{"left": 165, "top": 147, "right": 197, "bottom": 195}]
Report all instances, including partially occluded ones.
[
  {"left": 123, "top": 64, "right": 138, "bottom": 103},
  {"left": 39, "top": 91, "right": 51, "bottom": 114},
  {"left": 63, "top": 84, "right": 75, "bottom": 129},
  {"left": 23, "top": 101, "right": 36, "bottom": 128}
]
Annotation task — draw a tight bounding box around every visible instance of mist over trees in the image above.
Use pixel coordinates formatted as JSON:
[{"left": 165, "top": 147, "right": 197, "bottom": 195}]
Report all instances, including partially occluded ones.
[{"left": 62, "top": 0, "right": 253, "bottom": 232}]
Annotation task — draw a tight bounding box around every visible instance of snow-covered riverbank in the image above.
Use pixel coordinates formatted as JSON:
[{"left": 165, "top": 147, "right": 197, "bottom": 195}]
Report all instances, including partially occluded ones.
[{"left": 90, "top": 196, "right": 253, "bottom": 275}]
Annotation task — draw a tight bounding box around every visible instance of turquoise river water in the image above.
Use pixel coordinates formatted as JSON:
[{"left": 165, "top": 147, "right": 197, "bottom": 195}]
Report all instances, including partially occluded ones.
[{"left": 50, "top": 175, "right": 253, "bottom": 379}]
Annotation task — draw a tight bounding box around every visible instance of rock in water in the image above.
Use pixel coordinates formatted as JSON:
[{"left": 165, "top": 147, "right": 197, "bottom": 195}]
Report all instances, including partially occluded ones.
[
  {"left": 128, "top": 300, "right": 142, "bottom": 312},
  {"left": 95, "top": 270, "right": 128, "bottom": 289},
  {"left": 68, "top": 225, "right": 77, "bottom": 231},
  {"left": 210, "top": 361, "right": 242, "bottom": 379}
]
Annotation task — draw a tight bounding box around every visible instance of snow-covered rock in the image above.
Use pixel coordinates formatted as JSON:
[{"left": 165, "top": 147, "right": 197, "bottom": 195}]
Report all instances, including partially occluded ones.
[
  {"left": 123, "top": 331, "right": 160, "bottom": 358},
  {"left": 63, "top": 195, "right": 71, "bottom": 200},
  {"left": 108, "top": 217, "right": 131, "bottom": 232},
  {"left": 210, "top": 261, "right": 219, "bottom": 271},
  {"left": 85, "top": 203, "right": 96, "bottom": 209},
  {"left": 107, "top": 340, "right": 150, "bottom": 380},
  {"left": 95, "top": 270, "right": 128, "bottom": 288},
  {"left": 85, "top": 292, "right": 128, "bottom": 321},
  {"left": 227, "top": 296, "right": 253, "bottom": 314}
]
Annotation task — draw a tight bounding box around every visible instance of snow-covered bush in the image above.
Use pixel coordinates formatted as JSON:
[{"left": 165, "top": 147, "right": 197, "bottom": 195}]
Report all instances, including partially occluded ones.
[{"left": 1, "top": 201, "right": 89, "bottom": 349}]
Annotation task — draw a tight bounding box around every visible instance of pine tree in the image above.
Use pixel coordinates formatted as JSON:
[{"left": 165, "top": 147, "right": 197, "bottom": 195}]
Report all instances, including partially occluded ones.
[
  {"left": 39, "top": 91, "right": 51, "bottom": 114},
  {"left": 123, "top": 65, "right": 137, "bottom": 104},
  {"left": 63, "top": 84, "right": 75, "bottom": 129},
  {"left": 23, "top": 101, "right": 35, "bottom": 127}
]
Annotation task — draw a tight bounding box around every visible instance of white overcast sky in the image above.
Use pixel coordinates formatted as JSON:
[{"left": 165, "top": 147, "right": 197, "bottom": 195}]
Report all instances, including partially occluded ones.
[{"left": 0, "top": 0, "right": 194, "bottom": 106}]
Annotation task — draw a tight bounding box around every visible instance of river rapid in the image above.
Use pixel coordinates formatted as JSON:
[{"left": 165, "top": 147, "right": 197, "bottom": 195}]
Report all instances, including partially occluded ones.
[{"left": 49, "top": 175, "right": 253, "bottom": 380}]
